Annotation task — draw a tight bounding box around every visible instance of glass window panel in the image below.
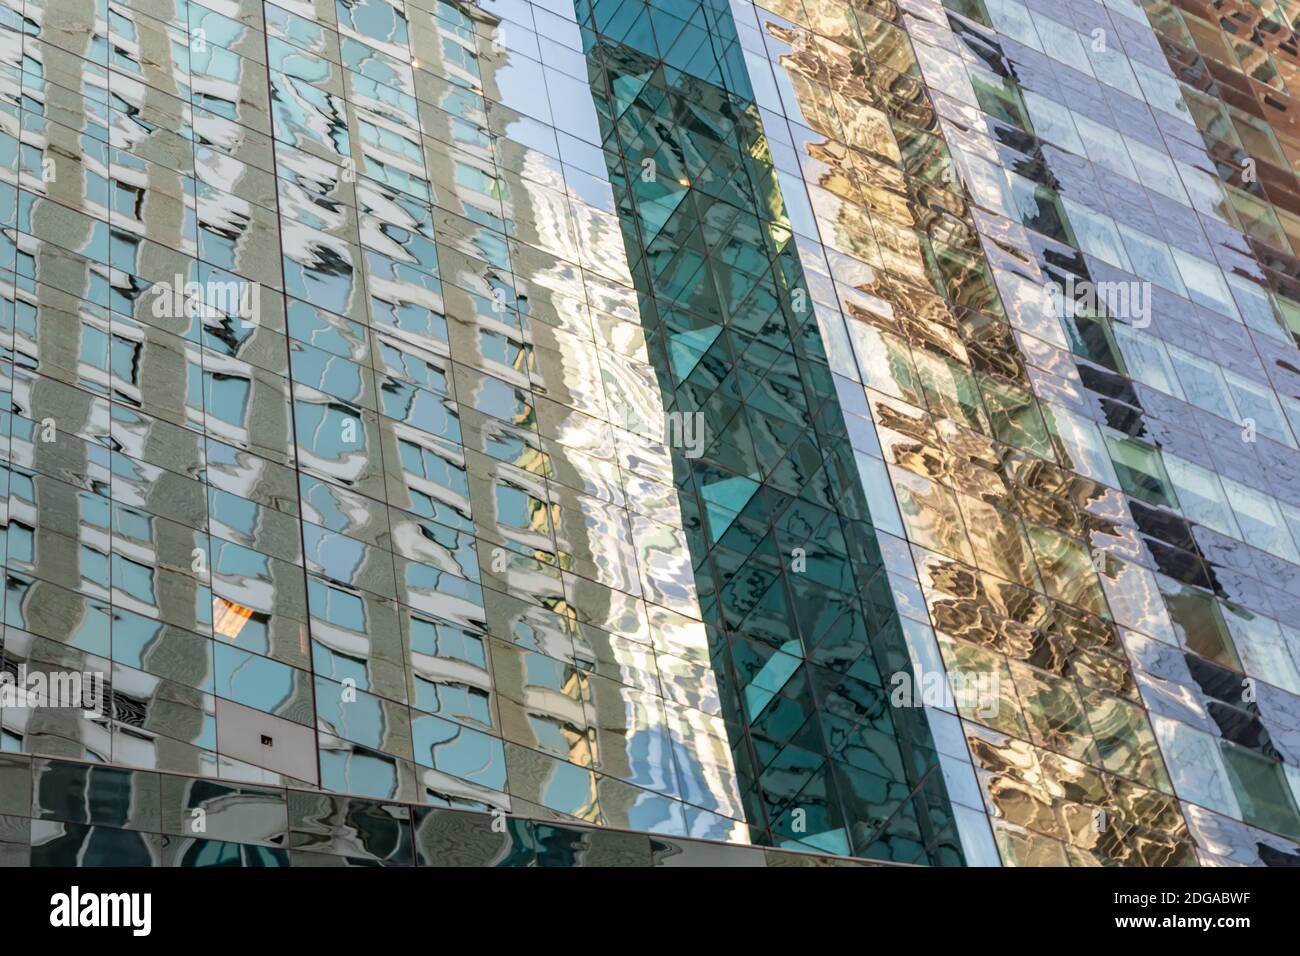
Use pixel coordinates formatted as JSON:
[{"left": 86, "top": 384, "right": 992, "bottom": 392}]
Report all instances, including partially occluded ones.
[
  {"left": 1222, "top": 477, "right": 1299, "bottom": 562},
  {"left": 1103, "top": 430, "right": 1177, "bottom": 508},
  {"left": 1117, "top": 225, "right": 1184, "bottom": 295},
  {"left": 1112, "top": 325, "right": 1184, "bottom": 399},
  {"left": 1171, "top": 247, "right": 1239, "bottom": 318},
  {"left": 1061, "top": 196, "right": 1128, "bottom": 269},
  {"left": 1046, "top": 405, "right": 1119, "bottom": 487},
  {"left": 1168, "top": 344, "right": 1238, "bottom": 421},
  {"left": 1071, "top": 111, "right": 1138, "bottom": 181},
  {"left": 1021, "top": 89, "right": 1082, "bottom": 153},
  {"left": 1224, "top": 368, "right": 1296, "bottom": 447},
  {"left": 1220, "top": 740, "right": 1300, "bottom": 841},
  {"left": 1164, "top": 454, "right": 1239, "bottom": 538},
  {"left": 1151, "top": 715, "right": 1240, "bottom": 818}
]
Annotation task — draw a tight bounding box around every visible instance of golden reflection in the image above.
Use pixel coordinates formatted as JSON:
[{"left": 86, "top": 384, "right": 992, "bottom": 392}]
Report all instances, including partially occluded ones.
[
  {"left": 749, "top": 0, "right": 1198, "bottom": 862},
  {"left": 213, "top": 597, "right": 254, "bottom": 639}
]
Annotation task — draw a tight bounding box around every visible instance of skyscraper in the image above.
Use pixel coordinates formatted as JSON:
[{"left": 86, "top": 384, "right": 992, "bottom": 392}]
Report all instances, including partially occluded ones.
[{"left": 0, "top": 0, "right": 1297, "bottom": 868}]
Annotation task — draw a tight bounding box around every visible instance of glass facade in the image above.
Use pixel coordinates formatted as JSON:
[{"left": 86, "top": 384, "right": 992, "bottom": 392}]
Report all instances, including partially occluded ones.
[
  {"left": 0, "top": 0, "right": 1297, "bottom": 868},
  {"left": 0, "top": 752, "right": 881, "bottom": 864}
]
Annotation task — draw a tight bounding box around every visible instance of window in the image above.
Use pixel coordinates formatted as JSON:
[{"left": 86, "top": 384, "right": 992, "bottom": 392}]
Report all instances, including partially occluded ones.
[
  {"left": 1113, "top": 325, "right": 1184, "bottom": 399},
  {"left": 1164, "top": 454, "right": 1239, "bottom": 537},
  {"left": 1104, "top": 430, "right": 1178, "bottom": 508},
  {"left": 1224, "top": 368, "right": 1296, "bottom": 447},
  {"left": 1222, "top": 477, "right": 1299, "bottom": 562},
  {"left": 1168, "top": 344, "right": 1237, "bottom": 422}
]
